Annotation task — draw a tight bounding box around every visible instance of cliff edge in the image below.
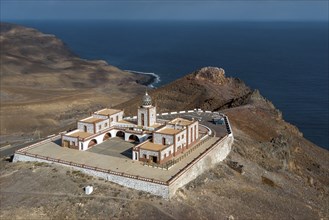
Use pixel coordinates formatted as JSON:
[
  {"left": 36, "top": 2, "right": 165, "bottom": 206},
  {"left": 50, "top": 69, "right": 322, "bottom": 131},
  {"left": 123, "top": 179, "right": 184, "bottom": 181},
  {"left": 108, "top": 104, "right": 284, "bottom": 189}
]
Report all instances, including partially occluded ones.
[{"left": 116, "top": 66, "right": 329, "bottom": 219}]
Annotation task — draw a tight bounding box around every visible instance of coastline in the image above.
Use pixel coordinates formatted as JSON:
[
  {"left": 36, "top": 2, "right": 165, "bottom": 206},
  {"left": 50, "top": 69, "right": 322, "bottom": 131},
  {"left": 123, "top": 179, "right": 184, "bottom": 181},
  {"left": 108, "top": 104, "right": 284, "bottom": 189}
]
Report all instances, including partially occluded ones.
[{"left": 125, "top": 70, "right": 161, "bottom": 88}]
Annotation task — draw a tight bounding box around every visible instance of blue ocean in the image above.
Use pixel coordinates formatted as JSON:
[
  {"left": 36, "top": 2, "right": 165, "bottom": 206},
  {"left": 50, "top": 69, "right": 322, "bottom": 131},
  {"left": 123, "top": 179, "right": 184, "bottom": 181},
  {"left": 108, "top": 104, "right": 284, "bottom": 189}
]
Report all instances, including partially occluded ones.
[{"left": 10, "top": 20, "right": 329, "bottom": 149}]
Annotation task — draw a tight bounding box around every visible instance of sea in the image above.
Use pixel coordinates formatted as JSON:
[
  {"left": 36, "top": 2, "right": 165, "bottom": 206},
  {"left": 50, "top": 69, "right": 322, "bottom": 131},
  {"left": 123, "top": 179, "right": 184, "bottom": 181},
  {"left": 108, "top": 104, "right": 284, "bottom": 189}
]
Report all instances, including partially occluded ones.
[{"left": 8, "top": 20, "right": 329, "bottom": 150}]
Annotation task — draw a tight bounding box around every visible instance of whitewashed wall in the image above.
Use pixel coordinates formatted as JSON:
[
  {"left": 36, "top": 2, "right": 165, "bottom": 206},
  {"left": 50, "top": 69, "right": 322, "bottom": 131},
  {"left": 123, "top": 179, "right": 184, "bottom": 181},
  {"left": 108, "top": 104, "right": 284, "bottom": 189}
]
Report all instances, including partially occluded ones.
[
  {"left": 175, "top": 130, "right": 187, "bottom": 151},
  {"left": 149, "top": 107, "right": 156, "bottom": 126},
  {"left": 140, "top": 149, "right": 158, "bottom": 159},
  {"left": 62, "top": 135, "right": 78, "bottom": 147},
  {"left": 138, "top": 108, "right": 148, "bottom": 127},
  {"left": 160, "top": 145, "right": 174, "bottom": 160},
  {"left": 153, "top": 133, "right": 174, "bottom": 145},
  {"left": 137, "top": 106, "right": 156, "bottom": 127},
  {"left": 95, "top": 119, "right": 110, "bottom": 133},
  {"left": 92, "top": 114, "right": 108, "bottom": 119},
  {"left": 77, "top": 122, "right": 94, "bottom": 134}
]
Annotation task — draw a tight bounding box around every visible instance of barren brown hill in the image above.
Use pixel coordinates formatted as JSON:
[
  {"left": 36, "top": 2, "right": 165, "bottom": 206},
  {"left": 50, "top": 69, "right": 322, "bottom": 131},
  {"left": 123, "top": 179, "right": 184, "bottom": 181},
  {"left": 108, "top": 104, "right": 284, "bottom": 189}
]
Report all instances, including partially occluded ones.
[
  {"left": 0, "top": 24, "right": 328, "bottom": 219},
  {"left": 116, "top": 67, "right": 253, "bottom": 116},
  {"left": 114, "top": 67, "right": 329, "bottom": 218},
  {"left": 0, "top": 22, "right": 152, "bottom": 146},
  {"left": 1, "top": 67, "right": 328, "bottom": 219}
]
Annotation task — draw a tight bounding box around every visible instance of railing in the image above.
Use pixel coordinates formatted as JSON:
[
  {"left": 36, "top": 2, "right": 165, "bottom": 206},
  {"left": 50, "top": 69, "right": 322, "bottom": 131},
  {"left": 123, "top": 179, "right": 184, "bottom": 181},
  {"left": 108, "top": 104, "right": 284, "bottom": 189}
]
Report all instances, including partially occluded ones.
[
  {"left": 164, "top": 136, "right": 212, "bottom": 168},
  {"left": 16, "top": 135, "right": 61, "bottom": 153},
  {"left": 16, "top": 108, "right": 234, "bottom": 188},
  {"left": 168, "top": 134, "right": 229, "bottom": 184},
  {"left": 16, "top": 151, "right": 169, "bottom": 186},
  {"left": 16, "top": 135, "right": 232, "bottom": 187}
]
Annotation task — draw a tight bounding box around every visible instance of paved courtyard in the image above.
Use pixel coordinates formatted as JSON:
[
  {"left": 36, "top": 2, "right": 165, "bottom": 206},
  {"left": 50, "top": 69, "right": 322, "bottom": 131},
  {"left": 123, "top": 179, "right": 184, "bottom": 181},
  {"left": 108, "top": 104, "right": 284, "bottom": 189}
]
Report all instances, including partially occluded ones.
[
  {"left": 19, "top": 111, "right": 229, "bottom": 182},
  {"left": 87, "top": 137, "right": 134, "bottom": 159},
  {"left": 22, "top": 135, "right": 220, "bottom": 182}
]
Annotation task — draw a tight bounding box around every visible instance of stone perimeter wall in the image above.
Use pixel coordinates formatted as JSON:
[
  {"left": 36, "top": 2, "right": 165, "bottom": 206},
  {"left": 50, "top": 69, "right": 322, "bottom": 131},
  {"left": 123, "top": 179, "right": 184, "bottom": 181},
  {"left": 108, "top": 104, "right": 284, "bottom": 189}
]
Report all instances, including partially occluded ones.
[
  {"left": 168, "top": 134, "right": 233, "bottom": 197},
  {"left": 13, "top": 153, "right": 170, "bottom": 198},
  {"left": 13, "top": 134, "right": 232, "bottom": 199},
  {"left": 13, "top": 109, "right": 234, "bottom": 199}
]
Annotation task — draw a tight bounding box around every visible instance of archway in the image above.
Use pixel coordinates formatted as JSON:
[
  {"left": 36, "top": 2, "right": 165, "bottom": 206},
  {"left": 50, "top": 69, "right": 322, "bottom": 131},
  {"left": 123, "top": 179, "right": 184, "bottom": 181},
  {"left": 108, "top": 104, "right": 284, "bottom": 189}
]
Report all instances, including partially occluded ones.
[
  {"left": 116, "top": 131, "right": 125, "bottom": 139},
  {"left": 128, "top": 134, "right": 140, "bottom": 143},
  {"left": 103, "top": 133, "right": 111, "bottom": 141},
  {"left": 88, "top": 139, "right": 97, "bottom": 148}
]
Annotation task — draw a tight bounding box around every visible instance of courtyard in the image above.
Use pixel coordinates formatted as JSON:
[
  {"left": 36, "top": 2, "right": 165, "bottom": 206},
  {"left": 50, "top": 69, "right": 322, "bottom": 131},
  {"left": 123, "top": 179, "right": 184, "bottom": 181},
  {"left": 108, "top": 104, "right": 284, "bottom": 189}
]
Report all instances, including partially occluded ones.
[
  {"left": 87, "top": 137, "right": 134, "bottom": 159},
  {"left": 16, "top": 111, "right": 230, "bottom": 182}
]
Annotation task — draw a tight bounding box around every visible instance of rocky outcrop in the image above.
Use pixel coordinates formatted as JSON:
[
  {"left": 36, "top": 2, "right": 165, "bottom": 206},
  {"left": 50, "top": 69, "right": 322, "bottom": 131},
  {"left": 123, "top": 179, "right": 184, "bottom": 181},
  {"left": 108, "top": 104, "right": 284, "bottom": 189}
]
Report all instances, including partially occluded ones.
[
  {"left": 193, "top": 67, "right": 227, "bottom": 84},
  {"left": 116, "top": 67, "right": 253, "bottom": 115}
]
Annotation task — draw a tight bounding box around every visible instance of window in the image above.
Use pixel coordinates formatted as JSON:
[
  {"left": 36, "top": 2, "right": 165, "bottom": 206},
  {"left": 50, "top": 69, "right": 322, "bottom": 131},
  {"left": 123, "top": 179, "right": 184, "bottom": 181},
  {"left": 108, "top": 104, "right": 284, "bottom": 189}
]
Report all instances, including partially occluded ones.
[
  {"left": 178, "top": 136, "right": 180, "bottom": 141},
  {"left": 111, "top": 118, "right": 113, "bottom": 122},
  {"left": 164, "top": 153, "right": 166, "bottom": 158},
  {"left": 84, "top": 125, "right": 87, "bottom": 132},
  {"left": 141, "top": 113, "right": 145, "bottom": 126},
  {"left": 98, "top": 125, "right": 101, "bottom": 130},
  {"left": 143, "top": 154, "right": 147, "bottom": 158},
  {"left": 169, "top": 150, "right": 171, "bottom": 155},
  {"left": 105, "top": 123, "right": 108, "bottom": 127},
  {"left": 182, "top": 134, "right": 184, "bottom": 139},
  {"left": 162, "top": 137, "right": 166, "bottom": 145},
  {"left": 116, "top": 115, "right": 119, "bottom": 122}
]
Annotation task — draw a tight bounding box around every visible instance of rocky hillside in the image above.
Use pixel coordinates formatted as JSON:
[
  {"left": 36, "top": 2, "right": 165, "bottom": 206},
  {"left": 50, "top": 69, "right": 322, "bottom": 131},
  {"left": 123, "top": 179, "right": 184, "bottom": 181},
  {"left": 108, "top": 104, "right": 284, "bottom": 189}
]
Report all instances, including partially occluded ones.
[
  {"left": 0, "top": 23, "right": 328, "bottom": 219},
  {"left": 0, "top": 22, "right": 151, "bottom": 145},
  {"left": 1, "top": 67, "right": 328, "bottom": 219},
  {"left": 0, "top": 22, "right": 152, "bottom": 88},
  {"left": 117, "top": 67, "right": 253, "bottom": 115},
  {"left": 115, "top": 67, "right": 329, "bottom": 218}
]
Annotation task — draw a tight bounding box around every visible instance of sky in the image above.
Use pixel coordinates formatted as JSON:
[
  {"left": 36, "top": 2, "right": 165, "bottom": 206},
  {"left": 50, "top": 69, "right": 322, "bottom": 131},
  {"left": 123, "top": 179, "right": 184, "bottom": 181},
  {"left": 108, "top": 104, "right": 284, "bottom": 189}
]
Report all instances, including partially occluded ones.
[{"left": 1, "top": 0, "right": 328, "bottom": 21}]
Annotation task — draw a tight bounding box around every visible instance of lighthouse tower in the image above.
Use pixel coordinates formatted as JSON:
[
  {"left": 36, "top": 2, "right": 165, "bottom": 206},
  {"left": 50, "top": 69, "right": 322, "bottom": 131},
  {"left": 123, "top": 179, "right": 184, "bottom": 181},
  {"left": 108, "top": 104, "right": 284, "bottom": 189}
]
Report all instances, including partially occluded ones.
[{"left": 137, "top": 91, "right": 156, "bottom": 127}]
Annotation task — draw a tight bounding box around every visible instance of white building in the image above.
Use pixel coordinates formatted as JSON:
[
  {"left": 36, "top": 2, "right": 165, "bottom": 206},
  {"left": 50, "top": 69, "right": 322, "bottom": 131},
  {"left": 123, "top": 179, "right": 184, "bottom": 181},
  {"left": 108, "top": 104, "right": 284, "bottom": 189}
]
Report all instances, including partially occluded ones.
[
  {"left": 133, "top": 117, "right": 199, "bottom": 164},
  {"left": 61, "top": 92, "right": 199, "bottom": 164}
]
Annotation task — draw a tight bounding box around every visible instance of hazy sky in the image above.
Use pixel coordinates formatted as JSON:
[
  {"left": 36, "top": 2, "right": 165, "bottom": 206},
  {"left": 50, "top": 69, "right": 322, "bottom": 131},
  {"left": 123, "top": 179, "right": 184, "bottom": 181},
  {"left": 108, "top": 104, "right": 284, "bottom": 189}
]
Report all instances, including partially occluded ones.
[{"left": 1, "top": 0, "right": 328, "bottom": 21}]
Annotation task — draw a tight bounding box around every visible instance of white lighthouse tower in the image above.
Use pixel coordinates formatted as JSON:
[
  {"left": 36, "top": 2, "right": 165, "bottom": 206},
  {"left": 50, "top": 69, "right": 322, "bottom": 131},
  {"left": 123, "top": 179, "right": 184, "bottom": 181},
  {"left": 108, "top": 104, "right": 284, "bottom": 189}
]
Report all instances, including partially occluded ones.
[{"left": 137, "top": 91, "right": 156, "bottom": 127}]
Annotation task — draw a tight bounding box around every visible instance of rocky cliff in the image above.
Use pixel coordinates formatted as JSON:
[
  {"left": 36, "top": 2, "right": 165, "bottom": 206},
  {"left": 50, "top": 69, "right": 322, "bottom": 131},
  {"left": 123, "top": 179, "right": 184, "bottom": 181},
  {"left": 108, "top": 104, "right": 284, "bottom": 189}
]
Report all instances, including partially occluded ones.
[
  {"left": 116, "top": 67, "right": 253, "bottom": 115},
  {"left": 116, "top": 66, "right": 329, "bottom": 219}
]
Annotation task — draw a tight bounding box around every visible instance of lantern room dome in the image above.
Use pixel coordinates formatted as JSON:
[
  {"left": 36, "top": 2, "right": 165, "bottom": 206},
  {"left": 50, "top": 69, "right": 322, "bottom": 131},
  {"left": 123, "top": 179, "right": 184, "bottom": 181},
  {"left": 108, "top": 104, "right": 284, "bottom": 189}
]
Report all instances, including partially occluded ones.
[{"left": 142, "top": 91, "right": 152, "bottom": 107}]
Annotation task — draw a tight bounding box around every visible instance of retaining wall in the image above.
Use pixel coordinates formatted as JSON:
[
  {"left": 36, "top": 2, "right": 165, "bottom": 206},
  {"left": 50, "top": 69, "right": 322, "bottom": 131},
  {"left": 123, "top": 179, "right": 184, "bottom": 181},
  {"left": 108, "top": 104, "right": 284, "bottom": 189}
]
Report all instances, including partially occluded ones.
[
  {"left": 13, "top": 153, "right": 170, "bottom": 198},
  {"left": 168, "top": 134, "right": 233, "bottom": 197},
  {"left": 13, "top": 134, "right": 233, "bottom": 199},
  {"left": 13, "top": 109, "right": 234, "bottom": 199}
]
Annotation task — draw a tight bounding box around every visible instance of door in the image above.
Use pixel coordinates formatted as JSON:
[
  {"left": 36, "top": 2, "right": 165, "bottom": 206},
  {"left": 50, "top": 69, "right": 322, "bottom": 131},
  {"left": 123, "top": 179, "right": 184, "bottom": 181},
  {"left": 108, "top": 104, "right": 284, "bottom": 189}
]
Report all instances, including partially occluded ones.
[
  {"left": 150, "top": 156, "right": 157, "bottom": 163},
  {"left": 63, "top": 140, "right": 69, "bottom": 148}
]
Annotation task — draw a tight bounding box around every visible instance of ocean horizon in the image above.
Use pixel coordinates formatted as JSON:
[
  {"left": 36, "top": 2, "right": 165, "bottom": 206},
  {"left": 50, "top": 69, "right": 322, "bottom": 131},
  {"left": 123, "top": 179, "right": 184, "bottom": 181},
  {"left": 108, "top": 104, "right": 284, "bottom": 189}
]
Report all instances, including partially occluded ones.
[{"left": 5, "top": 20, "right": 329, "bottom": 149}]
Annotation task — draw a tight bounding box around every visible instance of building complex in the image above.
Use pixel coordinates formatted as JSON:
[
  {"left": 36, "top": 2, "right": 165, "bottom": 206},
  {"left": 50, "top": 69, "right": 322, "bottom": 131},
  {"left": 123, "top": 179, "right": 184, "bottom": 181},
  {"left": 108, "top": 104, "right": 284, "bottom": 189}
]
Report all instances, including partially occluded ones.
[{"left": 61, "top": 92, "right": 199, "bottom": 164}]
